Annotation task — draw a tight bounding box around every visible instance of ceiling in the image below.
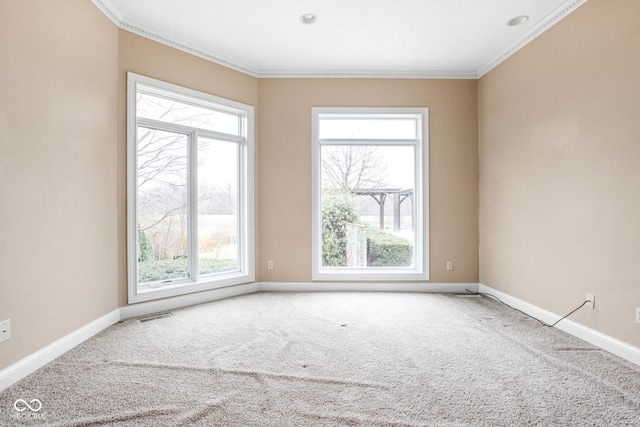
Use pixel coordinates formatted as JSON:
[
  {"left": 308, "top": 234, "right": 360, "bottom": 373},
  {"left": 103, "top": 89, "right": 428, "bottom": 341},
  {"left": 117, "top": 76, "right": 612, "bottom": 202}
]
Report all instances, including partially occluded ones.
[{"left": 94, "top": 0, "right": 586, "bottom": 79}]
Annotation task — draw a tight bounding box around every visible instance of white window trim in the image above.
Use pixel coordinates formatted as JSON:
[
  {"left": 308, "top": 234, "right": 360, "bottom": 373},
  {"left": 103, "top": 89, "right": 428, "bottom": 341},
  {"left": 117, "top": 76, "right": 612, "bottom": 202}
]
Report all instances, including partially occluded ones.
[
  {"left": 127, "top": 72, "right": 255, "bottom": 303},
  {"left": 311, "top": 107, "right": 429, "bottom": 281}
]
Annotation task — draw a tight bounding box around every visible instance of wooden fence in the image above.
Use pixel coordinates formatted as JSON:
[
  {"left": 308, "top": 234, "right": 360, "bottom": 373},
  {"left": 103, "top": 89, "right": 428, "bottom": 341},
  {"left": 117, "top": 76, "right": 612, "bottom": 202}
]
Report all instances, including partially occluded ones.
[{"left": 345, "top": 223, "right": 367, "bottom": 267}]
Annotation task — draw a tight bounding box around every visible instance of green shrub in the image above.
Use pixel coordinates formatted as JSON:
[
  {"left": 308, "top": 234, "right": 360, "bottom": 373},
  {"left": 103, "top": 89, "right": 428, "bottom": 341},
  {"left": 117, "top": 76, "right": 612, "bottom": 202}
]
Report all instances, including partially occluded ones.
[
  {"left": 138, "top": 258, "right": 237, "bottom": 283},
  {"left": 137, "top": 226, "right": 155, "bottom": 262},
  {"left": 322, "top": 190, "right": 360, "bottom": 267},
  {"left": 366, "top": 227, "right": 413, "bottom": 267}
]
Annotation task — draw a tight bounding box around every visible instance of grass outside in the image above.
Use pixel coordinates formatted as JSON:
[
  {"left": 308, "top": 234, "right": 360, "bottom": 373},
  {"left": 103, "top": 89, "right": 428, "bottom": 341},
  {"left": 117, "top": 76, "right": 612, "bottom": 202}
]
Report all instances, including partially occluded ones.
[{"left": 138, "top": 258, "right": 237, "bottom": 283}]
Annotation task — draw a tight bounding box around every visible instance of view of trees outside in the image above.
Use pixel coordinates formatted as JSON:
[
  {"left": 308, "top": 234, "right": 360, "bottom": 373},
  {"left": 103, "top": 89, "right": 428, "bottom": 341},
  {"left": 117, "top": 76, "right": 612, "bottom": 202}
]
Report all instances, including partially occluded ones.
[
  {"left": 322, "top": 146, "right": 387, "bottom": 190},
  {"left": 320, "top": 144, "right": 416, "bottom": 268},
  {"left": 137, "top": 99, "right": 418, "bottom": 280},
  {"left": 136, "top": 92, "right": 241, "bottom": 284},
  {"left": 137, "top": 127, "right": 189, "bottom": 281},
  {"left": 196, "top": 138, "right": 239, "bottom": 277}
]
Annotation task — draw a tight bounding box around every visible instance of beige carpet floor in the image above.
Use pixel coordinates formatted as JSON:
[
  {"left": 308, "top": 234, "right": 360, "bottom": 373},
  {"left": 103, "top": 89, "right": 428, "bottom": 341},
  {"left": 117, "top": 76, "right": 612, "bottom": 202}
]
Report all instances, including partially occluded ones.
[{"left": 1, "top": 292, "right": 640, "bottom": 426}]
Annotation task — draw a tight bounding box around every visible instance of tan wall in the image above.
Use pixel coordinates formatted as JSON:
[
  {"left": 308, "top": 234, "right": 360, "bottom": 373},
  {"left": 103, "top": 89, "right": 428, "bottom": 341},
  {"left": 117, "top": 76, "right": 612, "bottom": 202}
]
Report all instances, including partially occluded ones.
[
  {"left": 0, "top": 0, "right": 119, "bottom": 369},
  {"left": 0, "top": 0, "right": 482, "bottom": 372},
  {"left": 479, "top": 0, "right": 640, "bottom": 346},
  {"left": 116, "top": 38, "right": 479, "bottom": 289},
  {"left": 3, "top": 0, "right": 637, "bottom": 377},
  {"left": 258, "top": 79, "right": 479, "bottom": 282},
  {"left": 116, "top": 31, "right": 259, "bottom": 306}
]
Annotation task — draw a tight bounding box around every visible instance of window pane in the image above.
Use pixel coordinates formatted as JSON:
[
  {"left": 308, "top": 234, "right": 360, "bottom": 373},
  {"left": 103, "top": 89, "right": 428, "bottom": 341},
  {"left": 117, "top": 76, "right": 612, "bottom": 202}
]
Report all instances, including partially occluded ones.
[
  {"left": 129, "top": 73, "right": 255, "bottom": 303},
  {"left": 319, "top": 117, "right": 417, "bottom": 140},
  {"left": 137, "top": 127, "right": 189, "bottom": 283},
  {"left": 320, "top": 145, "right": 415, "bottom": 268},
  {"left": 197, "top": 138, "right": 239, "bottom": 276},
  {"left": 137, "top": 92, "right": 240, "bottom": 135}
]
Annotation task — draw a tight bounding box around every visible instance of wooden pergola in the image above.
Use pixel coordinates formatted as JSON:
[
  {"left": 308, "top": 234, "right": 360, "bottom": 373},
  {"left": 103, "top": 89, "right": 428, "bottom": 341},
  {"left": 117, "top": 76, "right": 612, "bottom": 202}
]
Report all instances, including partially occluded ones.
[{"left": 353, "top": 188, "right": 414, "bottom": 231}]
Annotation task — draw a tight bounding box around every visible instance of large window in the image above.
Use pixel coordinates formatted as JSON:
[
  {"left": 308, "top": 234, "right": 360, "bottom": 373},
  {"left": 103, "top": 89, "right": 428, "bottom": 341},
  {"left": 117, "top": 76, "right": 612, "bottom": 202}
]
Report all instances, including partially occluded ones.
[
  {"left": 312, "top": 108, "right": 429, "bottom": 280},
  {"left": 127, "top": 73, "right": 254, "bottom": 302}
]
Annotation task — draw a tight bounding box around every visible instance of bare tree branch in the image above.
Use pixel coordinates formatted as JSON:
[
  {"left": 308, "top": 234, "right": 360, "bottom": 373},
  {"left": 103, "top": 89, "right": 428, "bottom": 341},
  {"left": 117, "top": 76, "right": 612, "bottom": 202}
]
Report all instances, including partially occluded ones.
[
  {"left": 322, "top": 146, "right": 387, "bottom": 190},
  {"left": 139, "top": 204, "right": 187, "bottom": 231}
]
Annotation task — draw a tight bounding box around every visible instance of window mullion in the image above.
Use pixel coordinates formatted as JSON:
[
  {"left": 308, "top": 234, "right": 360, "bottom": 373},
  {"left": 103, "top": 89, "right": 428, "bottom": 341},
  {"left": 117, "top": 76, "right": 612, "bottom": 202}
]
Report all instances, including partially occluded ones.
[
  {"left": 318, "top": 138, "right": 420, "bottom": 146},
  {"left": 237, "top": 114, "right": 246, "bottom": 272},
  {"left": 137, "top": 117, "right": 243, "bottom": 144},
  {"left": 188, "top": 131, "right": 199, "bottom": 281},
  {"left": 412, "top": 144, "right": 422, "bottom": 270}
]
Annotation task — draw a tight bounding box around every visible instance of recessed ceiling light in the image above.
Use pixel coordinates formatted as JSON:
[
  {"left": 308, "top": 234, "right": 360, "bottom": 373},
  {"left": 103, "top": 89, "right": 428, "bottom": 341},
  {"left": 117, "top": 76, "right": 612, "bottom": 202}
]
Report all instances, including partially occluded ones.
[
  {"left": 300, "top": 13, "right": 318, "bottom": 25},
  {"left": 507, "top": 15, "right": 529, "bottom": 26}
]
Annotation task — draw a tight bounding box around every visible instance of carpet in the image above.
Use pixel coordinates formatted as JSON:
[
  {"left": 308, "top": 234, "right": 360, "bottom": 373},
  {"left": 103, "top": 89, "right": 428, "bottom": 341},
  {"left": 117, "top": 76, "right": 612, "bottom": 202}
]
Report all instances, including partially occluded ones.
[{"left": 1, "top": 292, "right": 639, "bottom": 426}]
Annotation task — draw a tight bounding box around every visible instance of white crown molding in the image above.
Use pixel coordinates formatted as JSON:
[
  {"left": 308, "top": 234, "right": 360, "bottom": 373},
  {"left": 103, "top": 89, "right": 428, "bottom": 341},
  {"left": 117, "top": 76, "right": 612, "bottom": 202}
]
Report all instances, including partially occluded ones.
[
  {"left": 91, "top": 0, "right": 123, "bottom": 27},
  {"left": 90, "top": 0, "right": 260, "bottom": 77},
  {"left": 257, "top": 70, "right": 478, "bottom": 80},
  {"left": 477, "top": 0, "right": 589, "bottom": 78},
  {"left": 118, "top": 20, "right": 262, "bottom": 78},
  {"left": 92, "top": 0, "right": 587, "bottom": 80}
]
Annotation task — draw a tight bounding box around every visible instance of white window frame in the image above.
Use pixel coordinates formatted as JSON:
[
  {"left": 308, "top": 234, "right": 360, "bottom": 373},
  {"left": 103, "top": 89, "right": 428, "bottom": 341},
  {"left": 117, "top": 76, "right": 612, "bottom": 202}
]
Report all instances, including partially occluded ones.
[
  {"left": 311, "top": 107, "right": 429, "bottom": 281},
  {"left": 127, "top": 72, "right": 254, "bottom": 303}
]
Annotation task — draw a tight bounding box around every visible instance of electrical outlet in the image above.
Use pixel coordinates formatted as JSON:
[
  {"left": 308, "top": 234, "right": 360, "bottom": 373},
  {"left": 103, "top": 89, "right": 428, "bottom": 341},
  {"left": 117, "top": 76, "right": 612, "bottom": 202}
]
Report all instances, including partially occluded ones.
[
  {"left": 446, "top": 261, "right": 453, "bottom": 271},
  {"left": 267, "top": 260, "right": 274, "bottom": 270},
  {"left": 585, "top": 293, "right": 595, "bottom": 309},
  {"left": 636, "top": 307, "right": 640, "bottom": 325},
  {"left": 0, "top": 319, "right": 11, "bottom": 343}
]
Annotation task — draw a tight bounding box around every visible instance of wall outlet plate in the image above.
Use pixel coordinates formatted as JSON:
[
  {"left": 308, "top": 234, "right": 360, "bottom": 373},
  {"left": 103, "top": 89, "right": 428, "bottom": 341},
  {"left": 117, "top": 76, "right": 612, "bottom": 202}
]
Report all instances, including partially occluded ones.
[
  {"left": 636, "top": 307, "right": 640, "bottom": 325},
  {"left": 585, "top": 293, "right": 595, "bottom": 309},
  {"left": 0, "top": 319, "right": 11, "bottom": 343}
]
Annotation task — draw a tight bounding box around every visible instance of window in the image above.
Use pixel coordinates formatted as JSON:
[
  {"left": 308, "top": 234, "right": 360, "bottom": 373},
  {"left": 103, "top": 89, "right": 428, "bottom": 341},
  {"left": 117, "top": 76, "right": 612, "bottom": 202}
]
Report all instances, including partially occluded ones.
[
  {"left": 127, "top": 73, "right": 254, "bottom": 303},
  {"left": 312, "top": 108, "right": 429, "bottom": 280}
]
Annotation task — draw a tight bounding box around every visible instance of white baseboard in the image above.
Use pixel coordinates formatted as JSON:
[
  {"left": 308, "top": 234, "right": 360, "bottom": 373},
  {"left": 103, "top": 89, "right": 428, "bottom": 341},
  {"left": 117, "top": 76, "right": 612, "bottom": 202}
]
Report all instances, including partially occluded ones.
[
  {"left": 0, "top": 281, "right": 474, "bottom": 392},
  {"left": 7, "top": 281, "right": 636, "bottom": 393},
  {"left": 0, "top": 281, "right": 475, "bottom": 392},
  {"left": 258, "top": 281, "right": 478, "bottom": 293},
  {"left": 119, "top": 282, "right": 259, "bottom": 319},
  {"left": 118, "top": 282, "right": 474, "bottom": 319},
  {"left": 1, "top": 283, "right": 258, "bottom": 393},
  {"left": 478, "top": 283, "right": 640, "bottom": 366},
  {"left": 0, "top": 309, "right": 120, "bottom": 393}
]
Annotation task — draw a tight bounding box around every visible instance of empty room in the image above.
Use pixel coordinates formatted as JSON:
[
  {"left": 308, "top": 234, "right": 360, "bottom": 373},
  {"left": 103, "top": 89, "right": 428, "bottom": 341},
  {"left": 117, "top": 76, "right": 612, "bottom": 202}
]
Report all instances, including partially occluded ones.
[{"left": 1, "top": 0, "right": 639, "bottom": 425}]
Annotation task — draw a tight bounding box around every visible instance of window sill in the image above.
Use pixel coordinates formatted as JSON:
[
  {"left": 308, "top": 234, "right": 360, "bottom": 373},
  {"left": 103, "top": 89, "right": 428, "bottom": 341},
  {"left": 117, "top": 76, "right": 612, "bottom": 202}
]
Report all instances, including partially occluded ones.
[
  {"left": 312, "top": 268, "right": 428, "bottom": 282},
  {"left": 129, "top": 271, "right": 255, "bottom": 304}
]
